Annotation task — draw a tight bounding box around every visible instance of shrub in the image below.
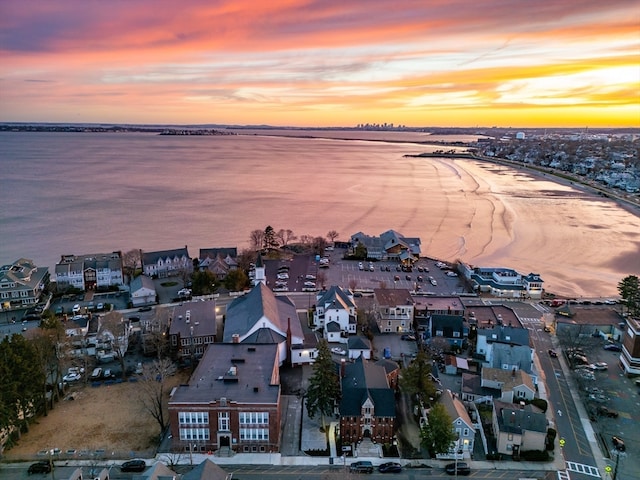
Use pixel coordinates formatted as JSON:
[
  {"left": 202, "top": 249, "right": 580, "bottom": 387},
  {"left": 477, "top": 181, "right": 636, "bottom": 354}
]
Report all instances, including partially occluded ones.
[{"left": 530, "top": 398, "right": 548, "bottom": 412}]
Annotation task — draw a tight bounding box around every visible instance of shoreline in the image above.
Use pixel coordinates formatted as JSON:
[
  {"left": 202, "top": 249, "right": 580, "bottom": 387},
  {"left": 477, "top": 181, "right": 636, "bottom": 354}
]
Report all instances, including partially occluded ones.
[{"left": 405, "top": 151, "right": 640, "bottom": 214}]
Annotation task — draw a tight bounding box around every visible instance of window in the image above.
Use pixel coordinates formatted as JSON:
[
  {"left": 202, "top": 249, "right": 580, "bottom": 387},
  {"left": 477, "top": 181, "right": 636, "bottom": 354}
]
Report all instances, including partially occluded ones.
[
  {"left": 239, "top": 428, "right": 269, "bottom": 441},
  {"left": 453, "top": 331, "right": 460, "bottom": 337},
  {"left": 179, "top": 428, "right": 210, "bottom": 441},
  {"left": 239, "top": 412, "right": 269, "bottom": 425},
  {"left": 218, "top": 412, "right": 230, "bottom": 431},
  {"left": 178, "top": 412, "right": 209, "bottom": 425},
  {"left": 436, "top": 330, "right": 443, "bottom": 336},
  {"left": 508, "top": 434, "right": 513, "bottom": 441},
  {"left": 463, "top": 428, "right": 469, "bottom": 437}
]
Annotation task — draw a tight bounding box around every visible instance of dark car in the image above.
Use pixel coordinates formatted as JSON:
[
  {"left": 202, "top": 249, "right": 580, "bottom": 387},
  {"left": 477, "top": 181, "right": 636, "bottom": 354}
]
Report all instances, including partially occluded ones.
[
  {"left": 604, "top": 343, "right": 622, "bottom": 351},
  {"left": 28, "top": 461, "right": 52, "bottom": 474},
  {"left": 350, "top": 461, "right": 374, "bottom": 473},
  {"left": 405, "top": 274, "right": 411, "bottom": 280},
  {"left": 138, "top": 306, "right": 153, "bottom": 312},
  {"left": 121, "top": 459, "right": 146, "bottom": 472},
  {"left": 548, "top": 349, "right": 558, "bottom": 358},
  {"left": 612, "top": 436, "right": 625, "bottom": 451},
  {"left": 378, "top": 462, "right": 402, "bottom": 473},
  {"left": 445, "top": 462, "right": 470, "bottom": 475},
  {"left": 598, "top": 406, "right": 619, "bottom": 418}
]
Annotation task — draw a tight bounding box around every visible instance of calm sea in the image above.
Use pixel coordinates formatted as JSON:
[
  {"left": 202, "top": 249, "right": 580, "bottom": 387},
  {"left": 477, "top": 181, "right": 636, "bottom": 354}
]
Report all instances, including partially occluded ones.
[{"left": 1, "top": 130, "right": 638, "bottom": 298}]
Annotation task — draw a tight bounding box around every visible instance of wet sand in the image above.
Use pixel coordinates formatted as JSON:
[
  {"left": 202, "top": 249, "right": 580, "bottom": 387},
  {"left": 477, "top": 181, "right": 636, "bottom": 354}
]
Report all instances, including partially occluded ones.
[{"left": 413, "top": 157, "right": 640, "bottom": 298}]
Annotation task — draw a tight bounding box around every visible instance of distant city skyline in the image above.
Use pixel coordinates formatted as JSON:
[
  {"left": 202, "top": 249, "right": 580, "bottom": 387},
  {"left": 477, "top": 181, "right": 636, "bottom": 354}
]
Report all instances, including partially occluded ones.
[{"left": 1, "top": 1, "right": 638, "bottom": 128}]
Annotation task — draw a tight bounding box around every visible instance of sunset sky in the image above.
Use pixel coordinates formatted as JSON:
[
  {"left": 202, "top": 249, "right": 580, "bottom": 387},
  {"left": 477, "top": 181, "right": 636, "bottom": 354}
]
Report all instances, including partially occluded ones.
[{"left": 1, "top": 1, "right": 639, "bottom": 128}]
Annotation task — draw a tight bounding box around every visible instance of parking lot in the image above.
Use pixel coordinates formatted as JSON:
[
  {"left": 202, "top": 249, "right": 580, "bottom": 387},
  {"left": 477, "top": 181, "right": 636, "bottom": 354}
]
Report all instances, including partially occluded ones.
[{"left": 272, "top": 249, "right": 464, "bottom": 295}]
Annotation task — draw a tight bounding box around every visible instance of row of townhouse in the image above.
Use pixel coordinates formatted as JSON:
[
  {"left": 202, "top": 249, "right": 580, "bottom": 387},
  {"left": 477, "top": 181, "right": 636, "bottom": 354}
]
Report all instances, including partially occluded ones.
[{"left": 55, "top": 252, "right": 124, "bottom": 291}]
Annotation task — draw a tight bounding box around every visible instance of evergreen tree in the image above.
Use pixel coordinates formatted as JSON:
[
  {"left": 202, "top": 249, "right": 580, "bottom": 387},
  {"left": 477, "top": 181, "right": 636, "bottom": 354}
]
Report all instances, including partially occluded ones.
[
  {"left": 419, "top": 402, "right": 457, "bottom": 457},
  {"left": 305, "top": 339, "right": 341, "bottom": 431},
  {"left": 263, "top": 225, "right": 279, "bottom": 250},
  {"left": 618, "top": 275, "right": 640, "bottom": 317}
]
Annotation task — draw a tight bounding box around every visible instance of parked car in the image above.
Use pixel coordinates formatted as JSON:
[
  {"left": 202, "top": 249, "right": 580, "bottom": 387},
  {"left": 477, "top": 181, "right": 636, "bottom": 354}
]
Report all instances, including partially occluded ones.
[
  {"left": 350, "top": 461, "right": 374, "bottom": 473},
  {"left": 63, "top": 372, "right": 81, "bottom": 382},
  {"left": 445, "top": 462, "right": 471, "bottom": 475},
  {"left": 138, "top": 306, "right": 152, "bottom": 312},
  {"left": 358, "top": 262, "right": 364, "bottom": 270},
  {"left": 331, "top": 347, "right": 347, "bottom": 356},
  {"left": 28, "top": 461, "right": 52, "bottom": 475},
  {"left": 548, "top": 349, "right": 558, "bottom": 358},
  {"left": 96, "top": 302, "right": 104, "bottom": 311},
  {"left": 72, "top": 304, "right": 81, "bottom": 313},
  {"left": 401, "top": 334, "right": 415, "bottom": 341},
  {"left": 121, "top": 459, "right": 146, "bottom": 472},
  {"left": 597, "top": 406, "right": 619, "bottom": 418},
  {"left": 611, "top": 436, "right": 625, "bottom": 451},
  {"left": 593, "top": 362, "right": 608, "bottom": 370},
  {"left": 604, "top": 343, "right": 622, "bottom": 351},
  {"left": 90, "top": 367, "right": 102, "bottom": 380},
  {"left": 378, "top": 462, "right": 402, "bottom": 473},
  {"left": 446, "top": 271, "right": 458, "bottom": 277}
]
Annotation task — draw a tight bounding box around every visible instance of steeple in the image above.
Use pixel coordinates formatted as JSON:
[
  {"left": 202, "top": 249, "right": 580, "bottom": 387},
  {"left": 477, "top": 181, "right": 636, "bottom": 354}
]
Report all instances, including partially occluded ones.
[{"left": 253, "top": 253, "right": 265, "bottom": 286}]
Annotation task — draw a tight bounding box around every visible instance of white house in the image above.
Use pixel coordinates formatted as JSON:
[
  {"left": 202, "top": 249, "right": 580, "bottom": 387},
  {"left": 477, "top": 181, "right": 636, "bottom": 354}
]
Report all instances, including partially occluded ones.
[
  {"left": 313, "top": 286, "right": 357, "bottom": 334},
  {"left": 55, "top": 252, "right": 123, "bottom": 291},
  {"left": 439, "top": 390, "right": 476, "bottom": 459},
  {"left": 130, "top": 275, "right": 157, "bottom": 307},
  {"left": 142, "top": 246, "right": 191, "bottom": 279}
]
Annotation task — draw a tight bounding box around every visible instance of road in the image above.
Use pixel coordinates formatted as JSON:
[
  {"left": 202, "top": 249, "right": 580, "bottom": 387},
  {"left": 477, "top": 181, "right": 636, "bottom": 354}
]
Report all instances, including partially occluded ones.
[{"left": 0, "top": 462, "right": 558, "bottom": 479}]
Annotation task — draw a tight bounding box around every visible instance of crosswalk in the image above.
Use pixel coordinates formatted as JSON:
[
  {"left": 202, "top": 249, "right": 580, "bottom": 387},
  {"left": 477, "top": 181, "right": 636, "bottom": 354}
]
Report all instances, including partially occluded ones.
[
  {"left": 558, "top": 471, "right": 571, "bottom": 480},
  {"left": 566, "top": 461, "right": 601, "bottom": 477}
]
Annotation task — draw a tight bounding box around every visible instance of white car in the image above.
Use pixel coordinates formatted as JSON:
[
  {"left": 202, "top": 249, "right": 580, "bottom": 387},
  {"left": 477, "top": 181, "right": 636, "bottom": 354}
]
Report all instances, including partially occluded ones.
[
  {"left": 96, "top": 302, "right": 104, "bottom": 310},
  {"left": 304, "top": 281, "right": 316, "bottom": 287},
  {"left": 358, "top": 262, "right": 364, "bottom": 270},
  {"left": 72, "top": 304, "right": 81, "bottom": 313},
  {"left": 331, "top": 347, "right": 347, "bottom": 356},
  {"left": 305, "top": 274, "right": 316, "bottom": 280},
  {"left": 593, "top": 362, "right": 608, "bottom": 370},
  {"left": 63, "top": 372, "right": 81, "bottom": 382},
  {"left": 277, "top": 273, "right": 289, "bottom": 280},
  {"left": 446, "top": 271, "right": 458, "bottom": 277}
]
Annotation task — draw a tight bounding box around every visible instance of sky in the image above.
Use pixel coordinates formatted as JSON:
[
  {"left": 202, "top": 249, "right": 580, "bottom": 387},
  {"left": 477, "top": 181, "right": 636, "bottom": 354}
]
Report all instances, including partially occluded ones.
[{"left": 1, "top": 0, "right": 639, "bottom": 128}]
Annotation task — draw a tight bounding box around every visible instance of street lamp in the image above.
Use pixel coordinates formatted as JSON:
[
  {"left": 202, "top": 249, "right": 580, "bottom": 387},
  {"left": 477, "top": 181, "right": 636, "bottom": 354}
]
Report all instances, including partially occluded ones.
[{"left": 611, "top": 449, "right": 626, "bottom": 480}]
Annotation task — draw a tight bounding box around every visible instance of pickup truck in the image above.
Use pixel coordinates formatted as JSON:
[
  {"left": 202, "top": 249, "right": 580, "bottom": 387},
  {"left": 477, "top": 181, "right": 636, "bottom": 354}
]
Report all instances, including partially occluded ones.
[{"left": 349, "top": 461, "right": 374, "bottom": 474}]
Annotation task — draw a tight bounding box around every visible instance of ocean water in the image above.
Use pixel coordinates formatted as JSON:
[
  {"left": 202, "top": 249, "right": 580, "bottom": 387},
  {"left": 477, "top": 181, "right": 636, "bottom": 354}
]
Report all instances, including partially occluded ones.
[{"left": 1, "top": 130, "right": 638, "bottom": 298}]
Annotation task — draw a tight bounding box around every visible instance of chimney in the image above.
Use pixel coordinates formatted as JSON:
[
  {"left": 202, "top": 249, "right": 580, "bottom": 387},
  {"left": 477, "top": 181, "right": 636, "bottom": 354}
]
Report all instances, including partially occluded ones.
[
  {"left": 286, "top": 317, "right": 292, "bottom": 367},
  {"left": 232, "top": 334, "right": 240, "bottom": 343},
  {"left": 341, "top": 359, "right": 346, "bottom": 378}
]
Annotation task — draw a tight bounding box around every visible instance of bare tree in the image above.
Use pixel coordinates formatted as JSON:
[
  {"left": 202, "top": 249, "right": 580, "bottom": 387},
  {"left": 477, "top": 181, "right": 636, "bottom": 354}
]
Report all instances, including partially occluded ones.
[
  {"left": 249, "top": 229, "right": 265, "bottom": 251},
  {"left": 138, "top": 358, "right": 177, "bottom": 435},
  {"left": 348, "top": 278, "right": 358, "bottom": 291},
  {"left": 122, "top": 249, "right": 142, "bottom": 278},
  {"left": 326, "top": 230, "right": 339, "bottom": 243},
  {"left": 276, "top": 229, "right": 297, "bottom": 247}
]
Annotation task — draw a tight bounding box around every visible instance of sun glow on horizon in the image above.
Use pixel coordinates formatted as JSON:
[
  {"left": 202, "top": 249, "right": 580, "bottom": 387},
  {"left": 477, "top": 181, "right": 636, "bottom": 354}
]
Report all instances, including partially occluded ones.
[{"left": 1, "top": 0, "right": 638, "bottom": 127}]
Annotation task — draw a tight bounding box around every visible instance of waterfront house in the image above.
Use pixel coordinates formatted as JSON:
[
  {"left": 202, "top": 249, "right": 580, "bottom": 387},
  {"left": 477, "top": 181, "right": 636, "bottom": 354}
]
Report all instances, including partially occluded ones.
[
  {"left": 0, "top": 258, "right": 49, "bottom": 309},
  {"left": 459, "top": 263, "right": 543, "bottom": 299},
  {"left": 142, "top": 246, "right": 191, "bottom": 279},
  {"left": 168, "top": 343, "right": 281, "bottom": 454},
  {"left": 350, "top": 229, "right": 421, "bottom": 262},
  {"left": 55, "top": 252, "right": 123, "bottom": 291},
  {"left": 198, "top": 247, "right": 238, "bottom": 279}
]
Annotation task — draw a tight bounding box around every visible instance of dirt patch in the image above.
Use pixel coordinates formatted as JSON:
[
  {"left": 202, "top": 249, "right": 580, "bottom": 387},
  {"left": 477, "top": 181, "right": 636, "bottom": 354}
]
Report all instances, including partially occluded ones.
[{"left": 4, "top": 372, "right": 188, "bottom": 460}]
